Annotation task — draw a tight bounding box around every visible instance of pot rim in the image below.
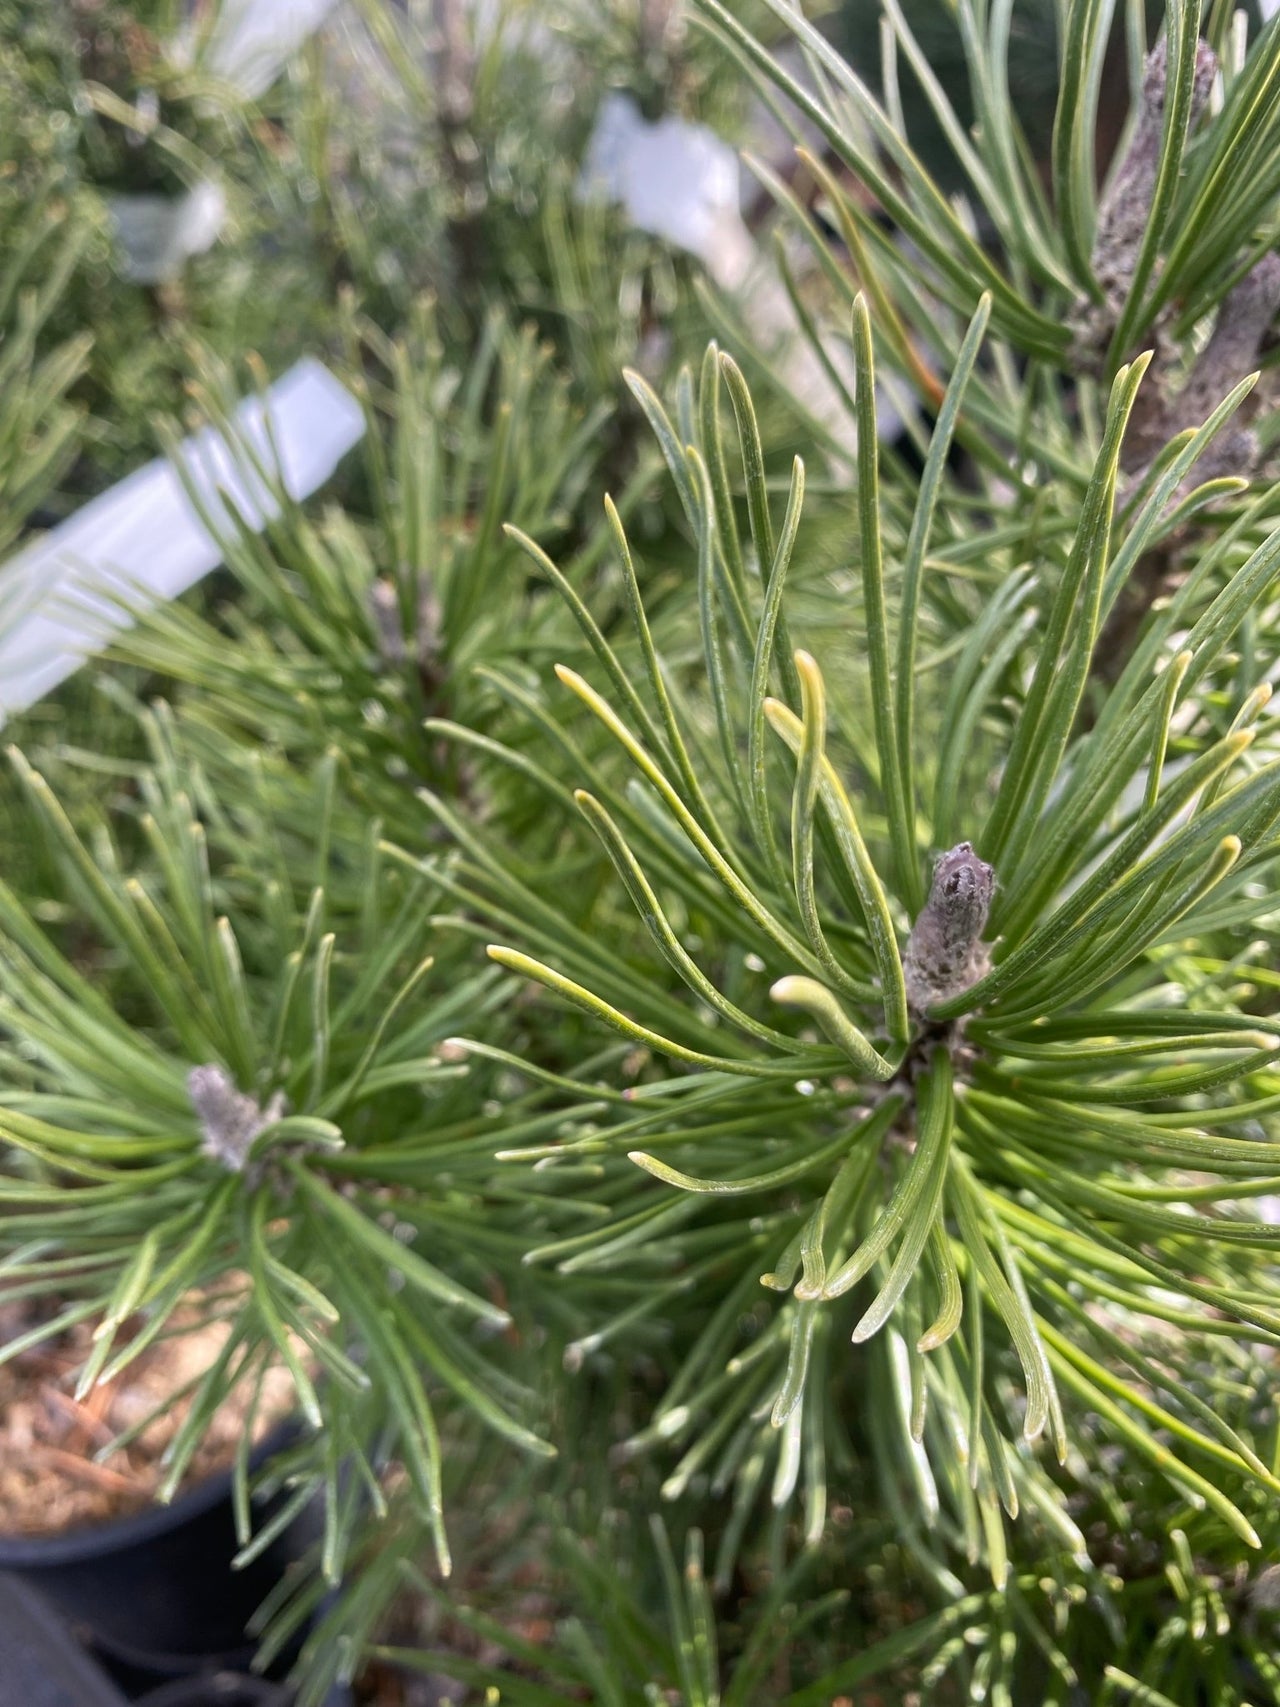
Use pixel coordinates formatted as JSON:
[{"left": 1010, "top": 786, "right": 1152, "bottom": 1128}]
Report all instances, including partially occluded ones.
[{"left": 0, "top": 1418, "right": 299, "bottom": 1568}]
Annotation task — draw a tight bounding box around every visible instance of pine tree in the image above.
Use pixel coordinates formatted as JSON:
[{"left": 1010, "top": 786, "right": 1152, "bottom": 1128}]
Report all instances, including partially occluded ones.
[{"left": 5, "top": 1, "right": 1280, "bottom": 1701}]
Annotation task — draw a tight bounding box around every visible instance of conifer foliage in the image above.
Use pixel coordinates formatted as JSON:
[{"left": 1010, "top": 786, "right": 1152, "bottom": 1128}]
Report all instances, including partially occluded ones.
[{"left": 5, "top": 0, "right": 1280, "bottom": 1700}]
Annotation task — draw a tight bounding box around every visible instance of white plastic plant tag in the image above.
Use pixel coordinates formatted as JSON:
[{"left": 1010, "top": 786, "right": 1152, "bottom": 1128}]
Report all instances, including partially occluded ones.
[
  {"left": 0, "top": 358, "right": 365, "bottom": 724},
  {"left": 578, "top": 93, "right": 879, "bottom": 464},
  {"left": 107, "top": 181, "right": 228, "bottom": 284},
  {"left": 579, "top": 92, "right": 753, "bottom": 280},
  {"left": 189, "top": 0, "right": 342, "bottom": 99}
]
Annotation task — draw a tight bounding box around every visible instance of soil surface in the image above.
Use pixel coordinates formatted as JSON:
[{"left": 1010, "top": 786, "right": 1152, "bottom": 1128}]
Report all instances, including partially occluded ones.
[{"left": 0, "top": 1296, "right": 295, "bottom": 1537}]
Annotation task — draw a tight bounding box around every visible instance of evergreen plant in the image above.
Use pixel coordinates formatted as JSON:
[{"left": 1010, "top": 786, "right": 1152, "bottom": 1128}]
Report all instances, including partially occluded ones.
[{"left": 6, "top": 2, "right": 1280, "bottom": 1701}]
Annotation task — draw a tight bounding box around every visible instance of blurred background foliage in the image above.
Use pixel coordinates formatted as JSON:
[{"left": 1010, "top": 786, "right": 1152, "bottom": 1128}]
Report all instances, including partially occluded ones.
[{"left": 6, "top": 2, "right": 1280, "bottom": 1704}]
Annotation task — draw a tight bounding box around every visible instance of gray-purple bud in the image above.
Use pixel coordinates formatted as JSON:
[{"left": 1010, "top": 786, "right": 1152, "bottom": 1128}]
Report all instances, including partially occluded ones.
[
  {"left": 189, "top": 1064, "right": 285, "bottom": 1173},
  {"left": 903, "top": 842, "right": 996, "bottom": 1018},
  {"left": 1070, "top": 38, "right": 1218, "bottom": 374}
]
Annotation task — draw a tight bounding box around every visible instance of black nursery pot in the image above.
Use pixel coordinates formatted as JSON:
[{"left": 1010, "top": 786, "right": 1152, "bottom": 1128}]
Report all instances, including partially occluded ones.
[
  {"left": 0, "top": 1425, "right": 316, "bottom": 1681},
  {"left": 133, "top": 1675, "right": 292, "bottom": 1707}
]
